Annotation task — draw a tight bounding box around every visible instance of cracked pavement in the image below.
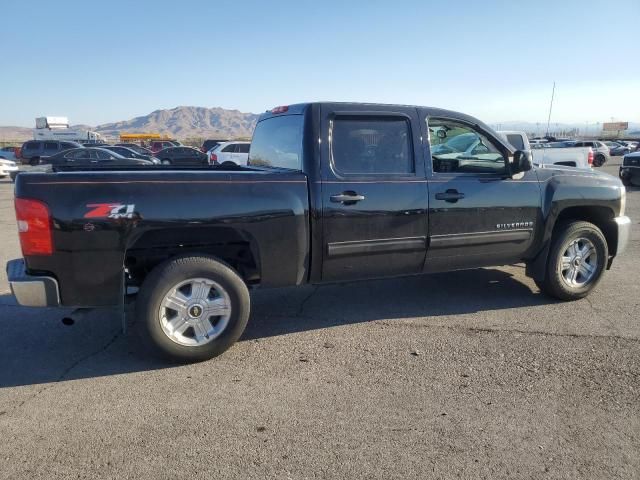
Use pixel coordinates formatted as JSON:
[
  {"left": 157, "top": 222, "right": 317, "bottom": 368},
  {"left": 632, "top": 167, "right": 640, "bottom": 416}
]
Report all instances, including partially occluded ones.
[{"left": 0, "top": 160, "right": 638, "bottom": 479}]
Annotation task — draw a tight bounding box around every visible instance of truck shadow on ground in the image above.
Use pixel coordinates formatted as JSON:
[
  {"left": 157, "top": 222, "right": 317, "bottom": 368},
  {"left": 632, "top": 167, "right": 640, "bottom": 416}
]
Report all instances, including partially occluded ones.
[
  {"left": 244, "top": 266, "right": 553, "bottom": 340},
  {"left": 0, "top": 266, "right": 555, "bottom": 389}
]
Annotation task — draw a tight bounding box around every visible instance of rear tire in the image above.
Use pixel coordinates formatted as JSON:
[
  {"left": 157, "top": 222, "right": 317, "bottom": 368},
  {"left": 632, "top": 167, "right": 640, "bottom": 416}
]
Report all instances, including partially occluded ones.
[
  {"left": 136, "top": 255, "right": 250, "bottom": 362},
  {"left": 594, "top": 154, "right": 605, "bottom": 167},
  {"left": 536, "top": 221, "right": 607, "bottom": 301}
]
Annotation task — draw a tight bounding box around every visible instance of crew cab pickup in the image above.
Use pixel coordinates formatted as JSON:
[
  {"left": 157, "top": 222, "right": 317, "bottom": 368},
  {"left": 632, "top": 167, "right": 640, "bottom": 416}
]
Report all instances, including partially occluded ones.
[{"left": 7, "top": 102, "right": 631, "bottom": 362}]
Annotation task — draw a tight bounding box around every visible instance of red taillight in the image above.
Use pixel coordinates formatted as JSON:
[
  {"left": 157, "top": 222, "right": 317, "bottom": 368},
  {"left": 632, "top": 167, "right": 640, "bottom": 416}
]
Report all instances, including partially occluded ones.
[
  {"left": 15, "top": 198, "right": 53, "bottom": 256},
  {"left": 271, "top": 105, "right": 289, "bottom": 114},
  {"left": 588, "top": 150, "right": 594, "bottom": 166},
  {"left": 210, "top": 153, "right": 218, "bottom": 164}
]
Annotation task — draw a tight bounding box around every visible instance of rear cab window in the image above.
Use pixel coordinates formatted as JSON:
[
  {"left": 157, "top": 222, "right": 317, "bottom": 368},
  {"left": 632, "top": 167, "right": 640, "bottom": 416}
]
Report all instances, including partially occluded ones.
[{"left": 249, "top": 115, "right": 303, "bottom": 170}]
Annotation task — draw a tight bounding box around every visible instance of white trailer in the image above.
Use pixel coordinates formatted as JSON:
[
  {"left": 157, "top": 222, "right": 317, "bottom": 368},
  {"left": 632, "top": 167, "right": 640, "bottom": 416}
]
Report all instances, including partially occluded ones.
[{"left": 33, "top": 116, "right": 102, "bottom": 142}]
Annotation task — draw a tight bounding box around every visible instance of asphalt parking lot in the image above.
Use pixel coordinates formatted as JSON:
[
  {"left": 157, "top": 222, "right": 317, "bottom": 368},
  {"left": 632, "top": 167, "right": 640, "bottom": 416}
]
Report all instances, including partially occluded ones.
[{"left": 0, "top": 160, "right": 638, "bottom": 479}]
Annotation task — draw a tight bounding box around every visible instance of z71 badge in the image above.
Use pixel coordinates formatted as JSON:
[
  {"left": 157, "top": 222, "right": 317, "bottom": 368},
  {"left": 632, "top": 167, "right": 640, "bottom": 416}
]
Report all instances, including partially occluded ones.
[{"left": 85, "top": 203, "right": 136, "bottom": 219}]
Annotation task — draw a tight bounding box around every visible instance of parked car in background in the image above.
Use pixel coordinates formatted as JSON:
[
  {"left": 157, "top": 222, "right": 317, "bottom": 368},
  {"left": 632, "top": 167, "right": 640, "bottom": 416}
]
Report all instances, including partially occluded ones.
[
  {"left": 572, "top": 140, "right": 610, "bottom": 166},
  {"left": 0, "top": 146, "right": 18, "bottom": 161},
  {"left": 43, "top": 148, "right": 155, "bottom": 167},
  {"left": 100, "top": 145, "right": 160, "bottom": 164},
  {"left": 207, "top": 141, "right": 251, "bottom": 165},
  {"left": 604, "top": 141, "right": 631, "bottom": 156},
  {"left": 115, "top": 144, "right": 154, "bottom": 156},
  {"left": 546, "top": 141, "right": 577, "bottom": 148},
  {"left": 619, "top": 152, "right": 640, "bottom": 186},
  {"left": 201, "top": 138, "right": 230, "bottom": 153},
  {"left": 156, "top": 146, "right": 208, "bottom": 165},
  {"left": 0, "top": 158, "right": 19, "bottom": 180},
  {"left": 20, "top": 140, "right": 83, "bottom": 165},
  {"left": 150, "top": 140, "right": 181, "bottom": 154},
  {"left": 531, "top": 145, "right": 593, "bottom": 169}
]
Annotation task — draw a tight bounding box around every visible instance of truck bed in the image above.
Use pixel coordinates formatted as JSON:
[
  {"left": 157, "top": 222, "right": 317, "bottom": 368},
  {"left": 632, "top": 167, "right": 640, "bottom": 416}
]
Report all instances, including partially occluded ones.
[{"left": 16, "top": 168, "right": 310, "bottom": 306}]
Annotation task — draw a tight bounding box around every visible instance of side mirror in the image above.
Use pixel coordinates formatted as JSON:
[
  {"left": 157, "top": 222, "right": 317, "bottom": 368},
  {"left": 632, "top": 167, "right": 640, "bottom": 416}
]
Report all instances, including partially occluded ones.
[{"left": 511, "top": 150, "right": 532, "bottom": 176}]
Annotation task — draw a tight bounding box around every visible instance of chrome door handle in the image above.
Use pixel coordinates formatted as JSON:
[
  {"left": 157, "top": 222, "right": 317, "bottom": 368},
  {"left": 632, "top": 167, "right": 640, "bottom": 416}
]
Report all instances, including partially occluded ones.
[
  {"left": 330, "top": 192, "right": 365, "bottom": 204},
  {"left": 435, "top": 189, "right": 465, "bottom": 202}
]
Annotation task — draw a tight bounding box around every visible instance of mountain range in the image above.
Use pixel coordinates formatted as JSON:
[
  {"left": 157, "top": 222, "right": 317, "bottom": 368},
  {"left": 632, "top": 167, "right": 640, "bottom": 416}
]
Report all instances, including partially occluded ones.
[
  {"left": 1, "top": 107, "right": 638, "bottom": 142},
  {"left": 0, "top": 106, "right": 260, "bottom": 141}
]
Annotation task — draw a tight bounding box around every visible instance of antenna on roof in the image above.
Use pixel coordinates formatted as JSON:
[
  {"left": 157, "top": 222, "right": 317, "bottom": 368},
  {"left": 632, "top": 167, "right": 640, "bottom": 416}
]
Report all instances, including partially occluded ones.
[{"left": 545, "top": 81, "right": 555, "bottom": 136}]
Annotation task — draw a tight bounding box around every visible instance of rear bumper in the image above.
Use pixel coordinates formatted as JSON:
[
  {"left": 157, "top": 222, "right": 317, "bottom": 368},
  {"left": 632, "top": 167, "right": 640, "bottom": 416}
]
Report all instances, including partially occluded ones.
[
  {"left": 6, "top": 259, "right": 60, "bottom": 307},
  {"left": 614, "top": 216, "right": 631, "bottom": 256}
]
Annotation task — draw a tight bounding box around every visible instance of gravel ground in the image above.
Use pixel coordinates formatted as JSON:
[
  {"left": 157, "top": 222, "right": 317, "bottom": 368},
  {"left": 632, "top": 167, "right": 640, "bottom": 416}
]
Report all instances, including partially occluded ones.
[{"left": 0, "top": 159, "right": 638, "bottom": 479}]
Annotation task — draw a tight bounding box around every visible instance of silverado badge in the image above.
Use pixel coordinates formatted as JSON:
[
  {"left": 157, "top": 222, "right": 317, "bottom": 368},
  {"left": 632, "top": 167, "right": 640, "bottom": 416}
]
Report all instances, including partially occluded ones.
[{"left": 496, "top": 222, "right": 534, "bottom": 230}]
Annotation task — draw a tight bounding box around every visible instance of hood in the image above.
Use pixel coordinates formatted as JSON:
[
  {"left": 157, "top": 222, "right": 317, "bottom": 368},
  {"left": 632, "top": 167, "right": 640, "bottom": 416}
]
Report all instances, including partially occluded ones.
[{"left": 534, "top": 163, "right": 622, "bottom": 186}]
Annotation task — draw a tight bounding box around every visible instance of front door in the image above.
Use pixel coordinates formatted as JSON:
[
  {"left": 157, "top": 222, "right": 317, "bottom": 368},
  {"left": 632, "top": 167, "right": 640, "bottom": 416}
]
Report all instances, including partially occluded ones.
[
  {"left": 320, "top": 104, "right": 428, "bottom": 282},
  {"left": 422, "top": 114, "right": 542, "bottom": 272}
]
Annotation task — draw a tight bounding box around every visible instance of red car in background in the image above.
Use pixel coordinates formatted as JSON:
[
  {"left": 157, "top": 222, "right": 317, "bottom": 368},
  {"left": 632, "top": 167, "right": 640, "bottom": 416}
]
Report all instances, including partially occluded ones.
[
  {"left": 0, "top": 146, "right": 20, "bottom": 160},
  {"left": 150, "top": 140, "right": 180, "bottom": 154}
]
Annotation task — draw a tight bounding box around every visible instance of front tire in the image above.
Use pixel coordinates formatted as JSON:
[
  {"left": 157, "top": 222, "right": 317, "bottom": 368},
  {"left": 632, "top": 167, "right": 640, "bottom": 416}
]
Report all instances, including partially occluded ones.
[
  {"left": 536, "top": 221, "right": 608, "bottom": 301},
  {"left": 136, "top": 255, "right": 250, "bottom": 362}
]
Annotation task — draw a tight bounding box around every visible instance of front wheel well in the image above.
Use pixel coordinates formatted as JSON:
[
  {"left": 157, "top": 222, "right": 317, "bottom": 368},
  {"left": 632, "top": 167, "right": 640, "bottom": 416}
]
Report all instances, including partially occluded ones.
[
  {"left": 527, "top": 205, "right": 617, "bottom": 281},
  {"left": 554, "top": 206, "right": 617, "bottom": 254}
]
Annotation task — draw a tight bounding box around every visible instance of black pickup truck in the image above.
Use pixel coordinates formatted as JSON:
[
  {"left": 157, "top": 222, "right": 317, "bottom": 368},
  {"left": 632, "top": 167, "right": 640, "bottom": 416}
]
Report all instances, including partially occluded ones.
[{"left": 7, "top": 102, "right": 630, "bottom": 361}]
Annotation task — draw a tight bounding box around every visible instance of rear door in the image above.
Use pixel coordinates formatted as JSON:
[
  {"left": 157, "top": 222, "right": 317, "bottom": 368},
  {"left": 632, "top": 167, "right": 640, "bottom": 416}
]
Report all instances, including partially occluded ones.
[
  {"left": 320, "top": 103, "right": 428, "bottom": 282},
  {"left": 236, "top": 143, "right": 250, "bottom": 165},
  {"left": 220, "top": 143, "right": 236, "bottom": 163}
]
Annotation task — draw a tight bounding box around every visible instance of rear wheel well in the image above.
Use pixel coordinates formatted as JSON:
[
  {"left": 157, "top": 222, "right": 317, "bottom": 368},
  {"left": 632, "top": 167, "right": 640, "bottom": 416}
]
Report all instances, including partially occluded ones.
[{"left": 124, "top": 229, "right": 260, "bottom": 287}]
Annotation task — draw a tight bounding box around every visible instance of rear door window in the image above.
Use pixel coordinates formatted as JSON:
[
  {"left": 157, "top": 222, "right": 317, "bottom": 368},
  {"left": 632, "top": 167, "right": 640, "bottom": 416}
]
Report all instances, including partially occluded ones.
[
  {"left": 237, "top": 143, "right": 250, "bottom": 153},
  {"left": 44, "top": 142, "right": 58, "bottom": 151},
  {"left": 222, "top": 144, "right": 236, "bottom": 153},
  {"left": 331, "top": 116, "right": 414, "bottom": 175},
  {"left": 249, "top": 115, "right": 303, "bottom": 170}
]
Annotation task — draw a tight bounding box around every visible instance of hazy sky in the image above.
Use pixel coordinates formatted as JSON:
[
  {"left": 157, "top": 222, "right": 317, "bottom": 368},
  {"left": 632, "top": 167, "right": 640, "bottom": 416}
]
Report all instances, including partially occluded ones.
[{"left": 1, "top": 0, "right": 638, "bottom": 127}]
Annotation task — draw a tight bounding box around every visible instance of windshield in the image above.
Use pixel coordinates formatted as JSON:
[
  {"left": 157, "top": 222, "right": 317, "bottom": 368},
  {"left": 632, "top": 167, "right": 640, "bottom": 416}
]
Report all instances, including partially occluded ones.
[{"left": 248, "top": 115, "right": 303, "bottom": 170}]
